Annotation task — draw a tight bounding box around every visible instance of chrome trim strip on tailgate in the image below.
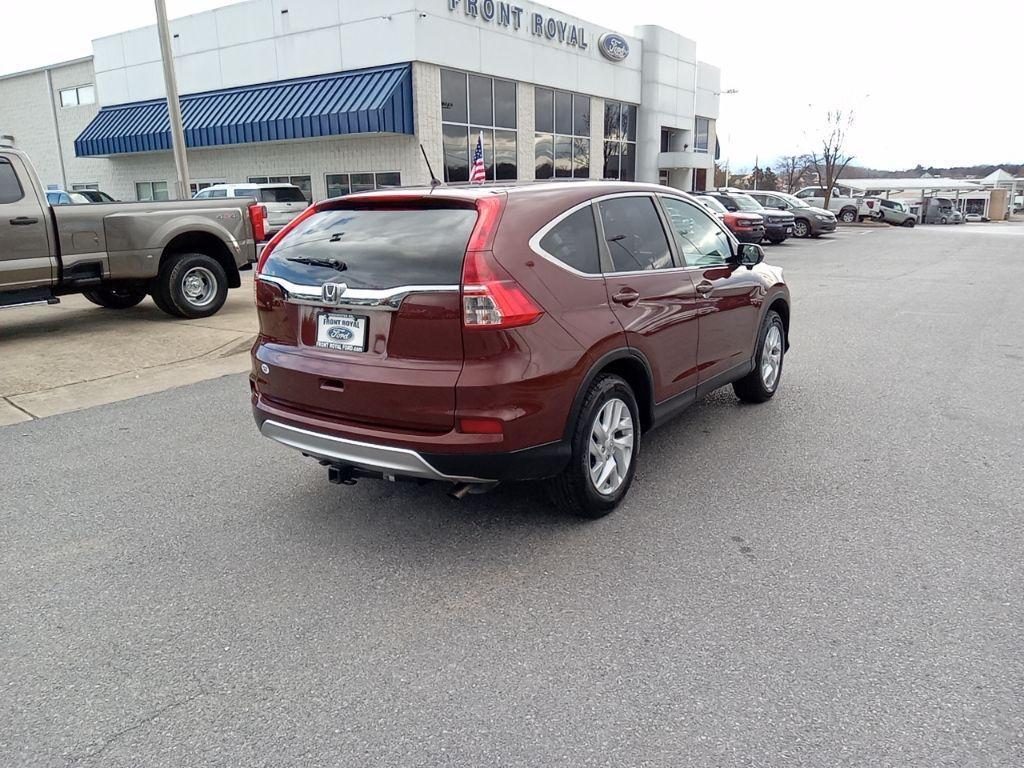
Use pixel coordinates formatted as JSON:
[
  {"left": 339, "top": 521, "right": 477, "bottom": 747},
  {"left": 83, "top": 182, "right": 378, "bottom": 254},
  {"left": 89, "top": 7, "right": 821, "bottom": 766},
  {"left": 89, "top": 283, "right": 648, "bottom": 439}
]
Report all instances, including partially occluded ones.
[
  {"left": 260, "top": 419, "right": 487, "bottom": 483},
  {"left": 256, "top": 274, "right": 459, "bottom": 310}
]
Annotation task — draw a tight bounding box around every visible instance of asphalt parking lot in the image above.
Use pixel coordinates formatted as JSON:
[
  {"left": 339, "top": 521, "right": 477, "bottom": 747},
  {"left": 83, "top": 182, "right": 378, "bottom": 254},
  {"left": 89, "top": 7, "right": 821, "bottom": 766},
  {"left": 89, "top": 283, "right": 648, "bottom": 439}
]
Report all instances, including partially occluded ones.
[{"left": 2, "top": 223, "right": 1023, "bottom": 767}]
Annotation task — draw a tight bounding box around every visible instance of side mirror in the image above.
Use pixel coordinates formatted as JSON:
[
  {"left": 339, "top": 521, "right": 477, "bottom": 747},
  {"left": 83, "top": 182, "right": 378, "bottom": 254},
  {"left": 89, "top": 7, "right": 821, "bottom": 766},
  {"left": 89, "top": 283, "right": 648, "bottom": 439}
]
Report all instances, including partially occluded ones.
[
  {"left": 736, "top": 243, "right": 764, "bottom": 269},
  {"left": 725, "top": 204, "right": 739, "bottom": 212},
  {"left": 776, "top": 204, "right": 787, "bottom": 210}
]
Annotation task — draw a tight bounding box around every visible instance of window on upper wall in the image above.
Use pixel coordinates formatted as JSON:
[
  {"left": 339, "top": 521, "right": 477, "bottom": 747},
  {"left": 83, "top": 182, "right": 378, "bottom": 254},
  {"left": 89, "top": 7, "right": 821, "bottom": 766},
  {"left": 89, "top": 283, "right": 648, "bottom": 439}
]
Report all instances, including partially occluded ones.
[
  {"left": 440, "top": 69, "right": 517, "bottom": 183},
  {"left": 59, "top": 85, "right": 95, "bottom": 108},
  {"left": 325, "top": 172, "right": 402, "bottom": 199},
  {"left": 694, "top": 117, "right": 710, "bottom": 153},
  {"left": 603, "top": 101, "right": 637, "bottom": 181},
  {"left": 135, "top": 181, "right": 168, "bottom": 202},
  {"left": 534, "top": 88, "right": 591, "bottom": 181}
]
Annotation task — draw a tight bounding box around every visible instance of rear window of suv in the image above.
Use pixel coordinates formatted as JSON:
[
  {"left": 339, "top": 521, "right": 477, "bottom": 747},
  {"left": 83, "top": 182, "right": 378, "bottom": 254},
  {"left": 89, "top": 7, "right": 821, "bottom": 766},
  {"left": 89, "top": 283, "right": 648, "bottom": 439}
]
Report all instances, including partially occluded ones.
[
  {"left": 262, "top": 205, "right": 478, "bottom": 290},
  {"left": 260, "top": 187, "right": 307, "bottom": 203}
]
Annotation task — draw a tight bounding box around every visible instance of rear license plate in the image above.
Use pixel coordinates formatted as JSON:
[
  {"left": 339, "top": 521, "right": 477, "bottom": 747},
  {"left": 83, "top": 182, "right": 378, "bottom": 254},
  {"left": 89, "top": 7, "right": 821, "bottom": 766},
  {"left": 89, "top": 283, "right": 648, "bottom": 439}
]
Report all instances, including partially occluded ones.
[{"left": 316, "top": 313, "right": 368, "bottom": 352}]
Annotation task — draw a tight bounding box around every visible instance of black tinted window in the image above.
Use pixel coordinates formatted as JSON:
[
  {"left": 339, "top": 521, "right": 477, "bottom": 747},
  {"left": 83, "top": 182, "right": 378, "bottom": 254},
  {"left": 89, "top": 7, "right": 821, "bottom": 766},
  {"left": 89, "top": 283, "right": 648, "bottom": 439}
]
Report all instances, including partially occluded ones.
[
  {"left": 0, "top": 159, "right": 24, "bottom": 204},
  {"left": 260, "top": 187, "right": 306, "bottom": 203},
  {"left": 264, "top": 206, "right": 477, "bottom": 290},
  {"left": 494, "top": 79, "right": 516, "bottom": 128},
  {"left": 540, "top": 206, "right": 600, "bottom": 274},
  {"left": 535, "top": 88, "right": 553, "bottom": 133},
  {"left": 598, "top": 197, "right": 673, "bottom": 272},
  {"left": 554, "top": 91, "right": 572, "bottom": 135},
  {"left": 468, "top": 75, "right": 493, "bottom": 125},
  {"left": 441, "top": 69, "right": 467, "bottom": 124}
]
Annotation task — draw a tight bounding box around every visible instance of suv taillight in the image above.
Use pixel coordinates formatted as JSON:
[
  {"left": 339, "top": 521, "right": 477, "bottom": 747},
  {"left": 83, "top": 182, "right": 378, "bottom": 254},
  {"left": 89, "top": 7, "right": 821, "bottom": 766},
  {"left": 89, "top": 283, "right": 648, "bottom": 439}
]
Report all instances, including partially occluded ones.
[{"left": 461, "top": 197, "right": 542, "bottom": 330}]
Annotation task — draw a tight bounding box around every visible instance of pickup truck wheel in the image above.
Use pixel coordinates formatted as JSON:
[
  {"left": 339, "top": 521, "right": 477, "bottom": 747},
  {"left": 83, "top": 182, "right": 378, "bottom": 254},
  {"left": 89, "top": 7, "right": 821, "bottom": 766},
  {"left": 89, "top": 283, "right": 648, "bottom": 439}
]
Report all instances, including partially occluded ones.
[
  {"left": 154, "top": 252, "right": 228, "bottom": 319},
  {"left": 839, "top": 208, "right": 857, "bottom": 224},
  {"left": 546, "top": 374, "right": 640, "bottom": 519},
  {"left": 82, "top": 286, "right": 147, "bottom": 310}
]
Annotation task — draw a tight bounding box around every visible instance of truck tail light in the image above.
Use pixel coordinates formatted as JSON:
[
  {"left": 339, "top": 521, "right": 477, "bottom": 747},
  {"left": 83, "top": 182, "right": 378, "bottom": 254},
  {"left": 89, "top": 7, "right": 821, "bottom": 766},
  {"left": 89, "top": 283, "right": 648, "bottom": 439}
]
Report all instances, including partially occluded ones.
[{"left": 248, "top": 204, "right": 267, "bottom": 242}]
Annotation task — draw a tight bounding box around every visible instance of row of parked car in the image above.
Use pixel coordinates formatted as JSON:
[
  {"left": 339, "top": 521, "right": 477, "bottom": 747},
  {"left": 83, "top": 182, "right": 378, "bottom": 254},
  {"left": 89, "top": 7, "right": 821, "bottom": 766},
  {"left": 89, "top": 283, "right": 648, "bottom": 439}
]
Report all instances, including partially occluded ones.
[{"left": 690, "top": 188, "right": 835, "bottom": 246}]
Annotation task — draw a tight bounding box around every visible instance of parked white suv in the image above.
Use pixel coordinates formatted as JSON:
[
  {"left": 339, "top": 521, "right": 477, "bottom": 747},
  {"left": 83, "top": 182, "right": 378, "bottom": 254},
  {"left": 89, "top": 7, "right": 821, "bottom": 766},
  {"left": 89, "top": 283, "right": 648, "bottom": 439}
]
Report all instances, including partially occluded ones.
[
  {"left": 194, "top": 183, "right": 309, "bottom": 237},
  {"left": 793, "top": 186, "right": 881, "bottom": 223}
]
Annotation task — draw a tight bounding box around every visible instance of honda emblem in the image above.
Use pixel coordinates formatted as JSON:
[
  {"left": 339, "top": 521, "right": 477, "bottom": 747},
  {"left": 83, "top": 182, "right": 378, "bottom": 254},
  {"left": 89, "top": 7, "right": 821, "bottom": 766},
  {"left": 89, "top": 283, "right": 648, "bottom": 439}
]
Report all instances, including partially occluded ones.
[{"left": 321, "top": 282, "right": 347, "bottom": 305}]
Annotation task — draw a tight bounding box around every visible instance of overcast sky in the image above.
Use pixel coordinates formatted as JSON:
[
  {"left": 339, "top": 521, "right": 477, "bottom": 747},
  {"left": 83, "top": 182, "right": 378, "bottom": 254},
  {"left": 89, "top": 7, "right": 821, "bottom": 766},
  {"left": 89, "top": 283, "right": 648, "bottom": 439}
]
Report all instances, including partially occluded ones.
[{"left": 2, "top": 0, "right": 1021, "bottom": 171}]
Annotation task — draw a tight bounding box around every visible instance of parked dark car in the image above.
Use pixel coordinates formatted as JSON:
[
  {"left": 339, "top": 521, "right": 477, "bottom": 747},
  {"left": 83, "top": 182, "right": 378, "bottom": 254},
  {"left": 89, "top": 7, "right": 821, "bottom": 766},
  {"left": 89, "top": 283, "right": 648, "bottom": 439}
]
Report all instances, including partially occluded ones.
[
  {"left": 251, "top": 182, "right": 791, "bottom": 517},
  {"left": 693, "top": 193, "right": 766, "bottom": 243},
  {"left": 748, "top": 190, "right": 837, "bottom": 238},
  {"left": 706, "top": 190, "right": 795, "bottom": 243}
]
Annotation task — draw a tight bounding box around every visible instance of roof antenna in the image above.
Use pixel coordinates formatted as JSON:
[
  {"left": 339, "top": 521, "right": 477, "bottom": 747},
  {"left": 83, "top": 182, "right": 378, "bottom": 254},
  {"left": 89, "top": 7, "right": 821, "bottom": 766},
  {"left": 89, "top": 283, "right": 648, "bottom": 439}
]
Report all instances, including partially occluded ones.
[{"left": 420, "top": 143, "right": 442, "bottom": 189}]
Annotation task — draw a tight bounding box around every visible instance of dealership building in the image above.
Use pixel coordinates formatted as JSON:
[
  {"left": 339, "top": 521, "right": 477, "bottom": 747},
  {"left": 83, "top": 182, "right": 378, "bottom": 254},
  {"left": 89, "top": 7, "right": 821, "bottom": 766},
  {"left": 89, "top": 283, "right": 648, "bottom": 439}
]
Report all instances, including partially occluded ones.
[{"left": 0, "top": 0, "right": 721, "bottom": 203}]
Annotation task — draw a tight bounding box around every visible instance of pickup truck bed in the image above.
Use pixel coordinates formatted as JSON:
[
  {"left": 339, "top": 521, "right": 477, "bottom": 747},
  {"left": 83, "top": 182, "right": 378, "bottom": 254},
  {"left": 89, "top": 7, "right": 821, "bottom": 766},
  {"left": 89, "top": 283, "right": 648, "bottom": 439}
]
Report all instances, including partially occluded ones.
[{"left": 1, "top": 147, "right": 261, "bottom": 318}]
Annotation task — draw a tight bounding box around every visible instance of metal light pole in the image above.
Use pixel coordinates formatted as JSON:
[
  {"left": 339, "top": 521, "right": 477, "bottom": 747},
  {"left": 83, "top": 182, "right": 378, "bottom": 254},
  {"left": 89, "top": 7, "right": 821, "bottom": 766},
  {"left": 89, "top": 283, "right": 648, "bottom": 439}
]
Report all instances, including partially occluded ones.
[{"left": 155, "top": 0, "right": 191, "bottom": 199}]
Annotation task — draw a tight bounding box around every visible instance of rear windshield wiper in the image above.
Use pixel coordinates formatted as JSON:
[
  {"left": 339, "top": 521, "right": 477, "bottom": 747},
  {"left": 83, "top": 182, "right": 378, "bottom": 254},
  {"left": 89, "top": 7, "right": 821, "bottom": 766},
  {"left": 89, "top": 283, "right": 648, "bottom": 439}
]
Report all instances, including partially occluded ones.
[{"left": 286, "top": 256, "right": 347, "bottom": 272}]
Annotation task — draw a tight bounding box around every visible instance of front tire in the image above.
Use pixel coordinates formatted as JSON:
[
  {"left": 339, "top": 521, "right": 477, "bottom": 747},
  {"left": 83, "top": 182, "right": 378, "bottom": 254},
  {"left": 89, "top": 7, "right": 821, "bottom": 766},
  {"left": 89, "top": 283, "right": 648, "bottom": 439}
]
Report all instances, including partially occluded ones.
[
  {"left": 152, "top": 252, "right": 228, "bottom": 319},
  {"left": 902, "top": 218, "right": 916, "bottom": 228},
  {"left": 792, "top": 219, "right": 810, "bottom": 238},
  {"left": 547, "top": 374, "right": 640, "bottom": 519},
  {"left": 733, "top": 311, "right": 785, "bottom": 403},
  {"left": 82, "top": 286, "right": 147, "bottom": 310}
]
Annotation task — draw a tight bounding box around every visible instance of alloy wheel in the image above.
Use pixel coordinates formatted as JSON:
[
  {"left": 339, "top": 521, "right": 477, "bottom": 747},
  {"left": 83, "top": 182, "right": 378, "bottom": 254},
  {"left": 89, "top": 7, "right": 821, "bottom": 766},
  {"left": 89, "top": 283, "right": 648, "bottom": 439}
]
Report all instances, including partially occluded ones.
[
  {"left": 588, "top": 398, "right": 634, "bottom": 496},
  {"left": 761, "top": 324, "right": 783, "bottom": 390}
]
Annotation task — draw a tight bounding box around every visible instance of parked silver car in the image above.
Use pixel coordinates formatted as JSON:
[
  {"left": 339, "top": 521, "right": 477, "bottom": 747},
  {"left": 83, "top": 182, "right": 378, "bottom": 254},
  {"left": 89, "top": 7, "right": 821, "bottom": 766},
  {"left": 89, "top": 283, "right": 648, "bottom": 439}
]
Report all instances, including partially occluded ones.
[{"left": 876, "top": 199, "right": 918, "bottom": 227}]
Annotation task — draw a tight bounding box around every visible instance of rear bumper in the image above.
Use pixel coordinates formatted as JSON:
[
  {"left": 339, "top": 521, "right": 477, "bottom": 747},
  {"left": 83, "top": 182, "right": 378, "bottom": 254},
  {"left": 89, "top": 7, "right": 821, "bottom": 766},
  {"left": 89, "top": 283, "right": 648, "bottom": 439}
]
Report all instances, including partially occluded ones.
[{"left": 253, "top": 397, "right": 571, "bottom": 483}]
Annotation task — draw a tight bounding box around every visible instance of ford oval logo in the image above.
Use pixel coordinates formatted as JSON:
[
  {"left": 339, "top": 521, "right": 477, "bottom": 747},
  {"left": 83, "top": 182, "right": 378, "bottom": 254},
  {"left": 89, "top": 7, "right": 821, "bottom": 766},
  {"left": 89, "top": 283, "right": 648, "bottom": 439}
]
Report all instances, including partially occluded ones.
[
  {"left": 328, "top": 326, "right": 354, "bottom": 341},
  {"left": 598, "top": 33, "right": 630, "bottom": 62}
]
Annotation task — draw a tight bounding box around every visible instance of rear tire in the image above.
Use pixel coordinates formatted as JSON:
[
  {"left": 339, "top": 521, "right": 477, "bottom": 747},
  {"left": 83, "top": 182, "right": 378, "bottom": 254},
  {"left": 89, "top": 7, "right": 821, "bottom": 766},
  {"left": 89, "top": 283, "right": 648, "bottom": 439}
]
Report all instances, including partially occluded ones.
[
  {"left": 82, "top": 286, "right": 147, "bottom": 310},
  {"left": 839, "top": 208, "right": 857, "bottom": 224},
  {"left": 733, "top": 311, "right": 785, "bottom": 404},
  {"left": 152, "top": 252, "right": 228, "bottom": 319},
  {"left": 547, "top": 374, "right": 640, "bottom": 519}
]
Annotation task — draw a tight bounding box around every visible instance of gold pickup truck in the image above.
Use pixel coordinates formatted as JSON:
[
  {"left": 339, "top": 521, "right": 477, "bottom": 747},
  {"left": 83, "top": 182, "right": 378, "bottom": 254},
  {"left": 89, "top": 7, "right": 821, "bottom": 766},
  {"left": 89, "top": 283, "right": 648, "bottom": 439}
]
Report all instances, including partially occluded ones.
[{"left": 0, "top": 146, "right": 261, "bottom": 318}]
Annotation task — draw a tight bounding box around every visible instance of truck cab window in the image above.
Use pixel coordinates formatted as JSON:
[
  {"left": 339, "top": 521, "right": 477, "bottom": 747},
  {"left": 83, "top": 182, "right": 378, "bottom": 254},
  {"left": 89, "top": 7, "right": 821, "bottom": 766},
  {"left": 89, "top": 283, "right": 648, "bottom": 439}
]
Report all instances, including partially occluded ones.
[{"left": 0, "top": 159, "right": 25, "bottom": 204}]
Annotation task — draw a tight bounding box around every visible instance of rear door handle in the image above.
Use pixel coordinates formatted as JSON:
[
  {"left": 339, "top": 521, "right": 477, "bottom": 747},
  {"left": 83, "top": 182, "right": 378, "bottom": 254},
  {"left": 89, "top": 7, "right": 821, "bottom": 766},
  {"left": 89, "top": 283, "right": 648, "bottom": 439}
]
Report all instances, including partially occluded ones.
[
  {"left": 695, "top": 280, "right": 714, "bottom": 295},
  {"left": 9, "top": 217, "right": 38, "bottom": 226},
  {"left": 611, "top": 288, "right": 640, "bottom": 307}
]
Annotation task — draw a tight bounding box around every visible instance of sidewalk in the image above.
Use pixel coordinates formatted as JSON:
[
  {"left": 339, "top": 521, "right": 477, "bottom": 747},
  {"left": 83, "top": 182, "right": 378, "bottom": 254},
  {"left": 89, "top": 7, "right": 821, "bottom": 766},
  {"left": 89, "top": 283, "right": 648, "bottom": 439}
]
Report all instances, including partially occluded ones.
[{"left": 0, "top": 274, "right": 258, "bottom": 426}]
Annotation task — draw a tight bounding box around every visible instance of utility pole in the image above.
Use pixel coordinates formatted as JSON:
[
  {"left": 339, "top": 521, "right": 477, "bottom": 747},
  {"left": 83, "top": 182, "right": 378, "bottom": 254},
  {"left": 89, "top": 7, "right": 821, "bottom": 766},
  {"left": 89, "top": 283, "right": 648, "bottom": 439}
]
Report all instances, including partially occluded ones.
[{"left": 155, "top": 0, "right": 190, "bottom": 199}]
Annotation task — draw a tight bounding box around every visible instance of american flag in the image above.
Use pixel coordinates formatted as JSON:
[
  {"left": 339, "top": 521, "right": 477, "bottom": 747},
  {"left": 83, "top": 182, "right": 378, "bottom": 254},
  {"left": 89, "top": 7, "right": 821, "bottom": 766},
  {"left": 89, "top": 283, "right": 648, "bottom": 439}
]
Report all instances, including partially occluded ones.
[{"left": 469, "top": 131, "right": 486, "bottom": 184}]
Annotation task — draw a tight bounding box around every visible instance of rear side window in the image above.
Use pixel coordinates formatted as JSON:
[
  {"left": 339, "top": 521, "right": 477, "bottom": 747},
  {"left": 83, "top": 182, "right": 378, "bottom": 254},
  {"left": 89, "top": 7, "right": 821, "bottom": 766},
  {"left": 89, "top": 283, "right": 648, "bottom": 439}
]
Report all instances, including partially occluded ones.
[
  {"left": 597, "top": 196, "right": 673, "bottom": 272},
  {"left": 261, "top": 187, "right": 306, "bottom": 203},
  {"left": 234, "top": 187, "right": 259, "bottom": 199},
  {"left": 539, "top": 206, "right": 600, "bottom": 274},
  {"left": 0, "top": 159, "right": 25, "bottom": 204},
  {"left": 263, "top": 206, "right": 478, "bottom": 290}
]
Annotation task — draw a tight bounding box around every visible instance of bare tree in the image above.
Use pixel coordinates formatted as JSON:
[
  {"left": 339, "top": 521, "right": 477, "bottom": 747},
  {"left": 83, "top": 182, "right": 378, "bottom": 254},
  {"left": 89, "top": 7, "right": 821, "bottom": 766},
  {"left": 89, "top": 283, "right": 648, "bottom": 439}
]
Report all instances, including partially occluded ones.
[
  {"left": 774, "top": 154, "right": 813, "bottom": 193},
  {"left": 811, "top": 111, "right": 855, "bottom": 210}
]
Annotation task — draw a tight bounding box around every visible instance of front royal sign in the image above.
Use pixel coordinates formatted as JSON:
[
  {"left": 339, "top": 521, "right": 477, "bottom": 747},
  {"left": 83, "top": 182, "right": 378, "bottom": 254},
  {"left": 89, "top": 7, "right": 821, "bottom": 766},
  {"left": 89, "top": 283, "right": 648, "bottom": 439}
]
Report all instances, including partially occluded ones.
[{"left": 446, "top": 0, "right": 629, "bottom": 59}]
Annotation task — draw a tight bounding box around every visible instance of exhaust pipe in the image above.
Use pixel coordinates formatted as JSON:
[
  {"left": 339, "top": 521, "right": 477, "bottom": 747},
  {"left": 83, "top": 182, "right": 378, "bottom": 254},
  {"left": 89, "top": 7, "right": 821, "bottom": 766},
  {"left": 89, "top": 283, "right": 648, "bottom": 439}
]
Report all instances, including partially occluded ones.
[{"left": 449, "top": 482, "right": 499, "bottom": 500}]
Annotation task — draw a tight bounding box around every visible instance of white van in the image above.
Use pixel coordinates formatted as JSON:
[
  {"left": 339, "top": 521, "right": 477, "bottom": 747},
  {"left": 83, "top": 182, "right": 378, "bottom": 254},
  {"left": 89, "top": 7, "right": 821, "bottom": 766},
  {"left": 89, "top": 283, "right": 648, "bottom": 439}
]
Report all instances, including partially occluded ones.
[{"left": 194, "top": 183, "right": 309, "bottom": 237}]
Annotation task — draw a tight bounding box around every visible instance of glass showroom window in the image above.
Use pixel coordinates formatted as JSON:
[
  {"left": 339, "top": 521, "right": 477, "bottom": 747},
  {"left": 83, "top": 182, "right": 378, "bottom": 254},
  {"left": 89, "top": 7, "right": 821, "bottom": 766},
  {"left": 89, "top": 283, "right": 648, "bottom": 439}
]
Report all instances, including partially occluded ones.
[
  {"left": 441, "top": 69, "right": 517, "bottom": 182},
  {"left": 694, "top": 117, "right": 710, "bottom": 153},
  {"left": 135, "top": 181, "right": 168, "bottom": 202},
  {"left": 325, "top": 172, "right": 402, "bottom": 198},
  {"left": 535, "top": 88, "right": 590, "bottom": 180},
  {"left": 248, "top": 174, "right": 312, "bottom": 202},
  {"left": 59, "top": 84, "right": 96, "bottom": 108},
  {"left": 603, "top": 101, "right": 638, "bottom": 181}
]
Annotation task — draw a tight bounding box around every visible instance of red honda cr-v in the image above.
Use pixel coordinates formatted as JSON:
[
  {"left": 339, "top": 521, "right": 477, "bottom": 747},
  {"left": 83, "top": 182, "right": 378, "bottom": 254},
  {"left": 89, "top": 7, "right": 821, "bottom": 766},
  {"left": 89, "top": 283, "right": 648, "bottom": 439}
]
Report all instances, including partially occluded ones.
[{"left": 251, "top": 182, "right": 790, "bottom": 517}]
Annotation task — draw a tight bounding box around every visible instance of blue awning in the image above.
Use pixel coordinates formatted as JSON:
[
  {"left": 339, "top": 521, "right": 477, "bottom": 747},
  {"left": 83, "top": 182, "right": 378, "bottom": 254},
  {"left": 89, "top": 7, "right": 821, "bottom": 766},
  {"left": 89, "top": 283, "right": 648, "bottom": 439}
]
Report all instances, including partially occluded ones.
[{"left": 74, "top": 64, "right": 413, "bottom": 157}]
